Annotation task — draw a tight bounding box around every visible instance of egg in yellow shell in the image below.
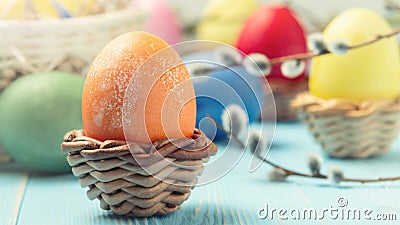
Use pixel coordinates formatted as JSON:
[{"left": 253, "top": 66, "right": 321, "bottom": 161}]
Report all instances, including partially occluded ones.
[
  {"left": 0, "top": 0, "right": 95, "bottom": 19},
  {"left": 196, "top": 0, "right": 257, "bottom": 45},
  {"left": 82, "top": 31, "right": 196, "bottom": 143},
  {"left": 309, "top": 8, "right": 400, "bottom": 100}
]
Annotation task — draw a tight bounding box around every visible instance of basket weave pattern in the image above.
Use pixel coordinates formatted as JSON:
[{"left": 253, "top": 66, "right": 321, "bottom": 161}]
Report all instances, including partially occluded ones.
[
  {"left": 61, "top": 129, "right": 217, "bottom": 217},
  {"left": 292, "top": 92, "right": 400, "bottom": 158},
  {"left": 0, "top": 9, "right": 146, "bottom": 91},
  {"left": 262, "top": 77, "right": 308, "bottom": 121}
]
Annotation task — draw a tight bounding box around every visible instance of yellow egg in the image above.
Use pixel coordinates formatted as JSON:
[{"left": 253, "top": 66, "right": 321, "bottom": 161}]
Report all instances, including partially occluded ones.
[
  {"left": 0, "top": 0, "right": 55, "bottom": 19},
  {"left": 0, "top": 0, "right": 95, "bottom": 19},
  {"left": 196, "top": 0, "right": 257, "bottom": 45},
  {"left": 57, "top": 0, "right": 96, "bottom": 16},
  {"left": 309, "top": 8, "right": 400, "bottom": 100}
]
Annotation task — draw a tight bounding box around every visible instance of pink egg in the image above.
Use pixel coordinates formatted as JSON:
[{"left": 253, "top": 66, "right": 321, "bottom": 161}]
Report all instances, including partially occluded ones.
[
  {"left": 236, "top": 4, "right": 308, "bottom": 81},
  {"left": 131, "top": 0, "right": 182, "bottom": 45}
]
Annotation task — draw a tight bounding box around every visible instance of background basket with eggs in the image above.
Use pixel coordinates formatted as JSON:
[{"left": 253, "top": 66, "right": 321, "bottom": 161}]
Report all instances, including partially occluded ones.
[{"left": 0, "top": 0, "right": 147, "bottom": 163}]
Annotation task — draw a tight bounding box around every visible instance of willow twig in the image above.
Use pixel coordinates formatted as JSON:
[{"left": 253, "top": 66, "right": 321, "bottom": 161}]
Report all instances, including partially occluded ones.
[
  {"left": 269, "top": 27, "right": 400, "bottom": 64},
  {"left": 192, "top": 28, "right": 400, "bottom": 78},
  {"left": 206, "top": 116, "right": 400, "bottom": 184}
]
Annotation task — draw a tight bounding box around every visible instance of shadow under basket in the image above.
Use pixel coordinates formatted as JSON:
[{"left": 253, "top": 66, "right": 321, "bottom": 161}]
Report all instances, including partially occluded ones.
[
  {"left": 61, "top": 129, "right": 218, "bottom": 217},
  {"left": 262, "top": 77, "right": 308, "bottom": 121},
  {"left": 291, "top": 92, "right": 400, "bottom": 158}
]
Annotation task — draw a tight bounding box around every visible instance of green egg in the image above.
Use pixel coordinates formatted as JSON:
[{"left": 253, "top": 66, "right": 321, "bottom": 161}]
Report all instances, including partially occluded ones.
[{"left": 0, "top": 71, "right": 84, "bottom": 173}]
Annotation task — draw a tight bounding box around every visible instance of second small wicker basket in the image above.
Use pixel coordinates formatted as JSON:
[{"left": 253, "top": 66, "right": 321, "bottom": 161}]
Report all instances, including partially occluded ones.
[
  {"left": 292, "top": 92, "right": 400, "bottom": 158},
  {"left": 61, "top": 129, "right": 217, "bottom": 217}
]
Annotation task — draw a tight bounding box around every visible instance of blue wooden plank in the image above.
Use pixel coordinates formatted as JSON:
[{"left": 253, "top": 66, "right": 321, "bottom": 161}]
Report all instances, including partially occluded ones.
[
  {"left": 11, "top": 122, "right": 400, "bottom": 224},
  {"left": 16, "top": 174, "right": 100, "bottom": 225},
  {"left": 0, "top": 171, "right": 28, "bottom": 225},
  {"left": 251, "top": 122, "right": 400, "bottom": 225}
]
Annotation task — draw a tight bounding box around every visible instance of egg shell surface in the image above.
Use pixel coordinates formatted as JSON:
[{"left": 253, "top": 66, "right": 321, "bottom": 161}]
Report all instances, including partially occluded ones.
[
  {"left": 309, "top": 8, "right": 400, "bottom": 100},
  {"left": 193, "top": 66, "right": 266, "bottom": 140},
  {"left": 196, "top": 0, "right": 257, "bottom": 45},
  {"left": 132, "top": 0, "right": 182, "bottom": 45},
  {"left": 82, "top": 31, "right": 196, "bottom": 143},
  {"left": 0, "top": 71, "right": 84, "bottom": 173},
  {"left": 236, "top": 4, "right": 308, "bottom": 81}
]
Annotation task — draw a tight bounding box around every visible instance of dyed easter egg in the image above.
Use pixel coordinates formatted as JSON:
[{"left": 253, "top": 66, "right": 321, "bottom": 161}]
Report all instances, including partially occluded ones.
[
  {"left": 309, "top": 8, "right": 400, "bottom": 100},
  {"left": 55, "top": 0, "right": 96, "bottom": 16},
  {"left": 82, "top": 31, "right": 196, "bottom": 143},
  {"left": 193, "top": 66, "right": 266, "bottom": 140},
  {"left": 0, "top": 0, "right": 95, "bottom": 19},
  {"left": 196, "top": 0, "right": 257, "bottom": 45},
  {"left": 236, "top": 4, "right": 307, "bottom": 81},
  {"left": 132, "top": 0, "right": 182, "bottom": 44},
  {"left": 0, "top": 72, "right": 84, "bottom": 173}
]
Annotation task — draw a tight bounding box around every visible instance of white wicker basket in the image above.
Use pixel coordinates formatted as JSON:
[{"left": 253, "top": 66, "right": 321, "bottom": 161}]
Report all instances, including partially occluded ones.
[{"left": 0, "top": 8, "right": 147, "bottom": 90}]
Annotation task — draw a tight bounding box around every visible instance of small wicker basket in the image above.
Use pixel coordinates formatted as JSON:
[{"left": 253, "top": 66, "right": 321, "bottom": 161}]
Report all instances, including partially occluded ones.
[
  {"left": 0, "top": 8, "right": 147, "bottom": 91},
  {"left": 262, "top": 77, "right": 308, "bottom": 121},
  {"left": 61, "top": 129, "right": 217, "bottom": 217},
  {"left": 291, "top": 92, "right": 400, "bottom": 158}
]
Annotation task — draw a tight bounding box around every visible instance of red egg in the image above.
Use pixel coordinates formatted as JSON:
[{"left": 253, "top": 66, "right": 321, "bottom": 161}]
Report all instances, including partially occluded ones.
[{"left": 236, "top": 4, "right": 308, "bottom": 81}]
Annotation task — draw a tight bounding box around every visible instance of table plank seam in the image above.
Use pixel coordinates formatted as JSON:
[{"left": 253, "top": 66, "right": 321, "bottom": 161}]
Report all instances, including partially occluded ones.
[{"left": 7, "top": 175, "right": 29, "bottom": 225}]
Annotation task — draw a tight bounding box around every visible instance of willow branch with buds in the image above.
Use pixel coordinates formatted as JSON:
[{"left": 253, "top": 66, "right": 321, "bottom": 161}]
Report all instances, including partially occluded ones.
[
  {"left": 207, "top": 105, "right": 400, "bottom": 184},
  {"left": 189, "top": 28, "right": 400, "bottom": 79},
  {"left": 266, "top": 27, "right": 400, "bottom": 64}
]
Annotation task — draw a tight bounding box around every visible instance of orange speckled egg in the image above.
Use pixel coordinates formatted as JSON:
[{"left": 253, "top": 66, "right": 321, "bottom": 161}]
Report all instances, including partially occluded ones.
[{"left": 82, "top": 31, "right": 196, "bottom": 143}]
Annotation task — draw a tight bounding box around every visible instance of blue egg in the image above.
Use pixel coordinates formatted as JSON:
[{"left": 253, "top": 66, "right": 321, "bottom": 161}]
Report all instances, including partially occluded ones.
[{"left": 193, "top": 66, "right": 266, "bottom": 140}]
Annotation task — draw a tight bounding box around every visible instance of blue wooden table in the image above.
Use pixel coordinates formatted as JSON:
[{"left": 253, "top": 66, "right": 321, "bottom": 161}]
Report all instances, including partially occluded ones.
[{"left": 2, "top": 122, "right": 400, "bottom": 225}]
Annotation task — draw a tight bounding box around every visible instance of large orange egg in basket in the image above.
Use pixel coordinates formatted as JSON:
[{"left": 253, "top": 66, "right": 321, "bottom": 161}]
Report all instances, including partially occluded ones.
[{"left": 62, "top": 32, "right": 217, "bottom": 217}]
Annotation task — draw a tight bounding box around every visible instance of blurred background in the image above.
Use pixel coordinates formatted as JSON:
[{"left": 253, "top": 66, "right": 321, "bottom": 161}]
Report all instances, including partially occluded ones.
[
  {"left": 1, "top": 0, "right": 400, "bottom": 223},
  {"left": 0, "top": 0, "right": 399, "bottom": 171},
  {"left": 167, "top": 0, "right": 386, "bottom": 33}
]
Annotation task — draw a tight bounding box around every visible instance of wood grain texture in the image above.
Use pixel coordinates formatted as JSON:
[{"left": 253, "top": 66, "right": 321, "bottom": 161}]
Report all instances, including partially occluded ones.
[
  {"left": 0, "top": 172, "right": 27, "bottom": 225},
  {"left": 2, "top": 122, "right": 400, "bottom": 225}
]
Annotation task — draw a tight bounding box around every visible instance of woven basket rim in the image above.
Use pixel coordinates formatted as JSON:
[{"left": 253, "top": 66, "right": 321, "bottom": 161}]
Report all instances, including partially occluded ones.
[
  {"left": 61, "top": 129, "right": 218, "bottom": 163},
  {"left": 291, "top": 92, "right": 400, "bottom": 116},
  {"left": 0, "top": 8, "right": 147, "bottom": 29},
  {"left": 291, "top": 92, "right": 400, "bottom": 158}
]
